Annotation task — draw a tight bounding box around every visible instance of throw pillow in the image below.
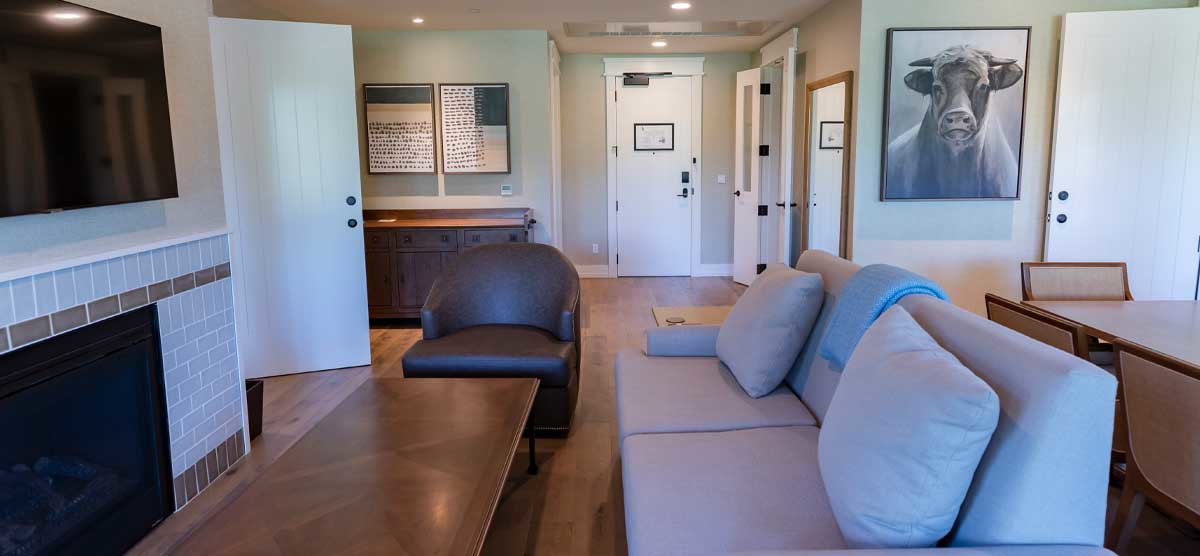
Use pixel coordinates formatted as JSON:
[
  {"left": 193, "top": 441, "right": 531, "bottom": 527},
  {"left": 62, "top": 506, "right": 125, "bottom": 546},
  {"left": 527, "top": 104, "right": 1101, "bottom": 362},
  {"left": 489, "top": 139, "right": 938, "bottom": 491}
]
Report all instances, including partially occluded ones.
[
  {"left": 716, "top": 264, "right": 824, "bottom": 398},
  {"left": 819, "top": 305, "right": 1000, "bottom": 548}
]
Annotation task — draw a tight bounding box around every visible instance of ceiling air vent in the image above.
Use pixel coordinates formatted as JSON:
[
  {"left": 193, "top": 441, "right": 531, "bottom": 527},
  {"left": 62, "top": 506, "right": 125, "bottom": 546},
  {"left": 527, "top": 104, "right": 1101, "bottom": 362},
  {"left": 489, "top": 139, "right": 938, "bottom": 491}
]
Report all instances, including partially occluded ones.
[{"left": 563, "top": 21, "right": 775, "bottom": 38}]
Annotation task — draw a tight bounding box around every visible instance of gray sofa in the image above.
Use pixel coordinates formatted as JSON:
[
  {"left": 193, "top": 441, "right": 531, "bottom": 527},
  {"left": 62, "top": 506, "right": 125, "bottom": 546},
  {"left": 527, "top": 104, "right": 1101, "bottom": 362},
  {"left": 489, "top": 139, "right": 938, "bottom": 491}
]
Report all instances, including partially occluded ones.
[{"left": 615, "top": 250, "right": 1118, "bottom": 556}]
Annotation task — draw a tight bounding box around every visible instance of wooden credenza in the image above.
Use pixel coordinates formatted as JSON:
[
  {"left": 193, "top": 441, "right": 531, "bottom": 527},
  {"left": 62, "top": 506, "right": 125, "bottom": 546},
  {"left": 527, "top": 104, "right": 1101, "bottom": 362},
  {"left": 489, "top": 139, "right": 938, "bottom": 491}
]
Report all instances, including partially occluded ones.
[{"left": 363, "top": 208, "right": 531, "bottom": 318}]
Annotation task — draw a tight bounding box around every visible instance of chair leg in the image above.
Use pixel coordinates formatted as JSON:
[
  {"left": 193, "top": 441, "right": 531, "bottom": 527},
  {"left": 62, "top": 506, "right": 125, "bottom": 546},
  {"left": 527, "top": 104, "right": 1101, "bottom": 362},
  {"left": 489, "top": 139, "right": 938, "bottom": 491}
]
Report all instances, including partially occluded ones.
[{"left": 1107, "top": 481, "right": 1145, "bottom": 551}]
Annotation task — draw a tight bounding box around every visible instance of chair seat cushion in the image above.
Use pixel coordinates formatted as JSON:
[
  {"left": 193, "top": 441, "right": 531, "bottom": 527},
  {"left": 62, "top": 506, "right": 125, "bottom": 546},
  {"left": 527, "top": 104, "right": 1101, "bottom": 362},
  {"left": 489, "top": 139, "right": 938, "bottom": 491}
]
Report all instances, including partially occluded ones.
[
  {"left": 402, "top": 325, "right": 575, "bottom": 387},
  {"left": 615, "top": 349, "right": 816, "bottom": 443},
  {"left": 622, "top": 426, "right": 847, "bottom": 556}
]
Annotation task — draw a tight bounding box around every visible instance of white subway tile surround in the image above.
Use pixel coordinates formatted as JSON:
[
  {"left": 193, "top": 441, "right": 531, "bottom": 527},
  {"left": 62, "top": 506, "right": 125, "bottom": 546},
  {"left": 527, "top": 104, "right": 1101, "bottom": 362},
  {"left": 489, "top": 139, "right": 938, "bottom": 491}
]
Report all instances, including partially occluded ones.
[{"left": 0, "top": 234, "right": 244, "bottom": 509}]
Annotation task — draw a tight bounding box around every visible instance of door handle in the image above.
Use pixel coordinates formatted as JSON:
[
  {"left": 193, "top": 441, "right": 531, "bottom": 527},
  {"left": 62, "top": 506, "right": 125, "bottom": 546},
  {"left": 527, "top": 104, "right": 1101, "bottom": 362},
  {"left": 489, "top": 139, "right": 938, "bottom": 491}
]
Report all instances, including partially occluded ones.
[
  {"left": 677, "top": 187, "right": 689, "bottom": 198},
  {"left": 733, "top": 190, "right": 741, "bottom": 197}
]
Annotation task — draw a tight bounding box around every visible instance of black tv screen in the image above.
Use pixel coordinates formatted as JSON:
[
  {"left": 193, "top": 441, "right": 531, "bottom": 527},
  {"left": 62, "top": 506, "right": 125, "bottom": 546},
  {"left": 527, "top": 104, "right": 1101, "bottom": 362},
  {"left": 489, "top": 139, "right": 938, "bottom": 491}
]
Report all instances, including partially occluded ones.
[{"left": 0, "top": 0, "right": 178, "bottom": 218}]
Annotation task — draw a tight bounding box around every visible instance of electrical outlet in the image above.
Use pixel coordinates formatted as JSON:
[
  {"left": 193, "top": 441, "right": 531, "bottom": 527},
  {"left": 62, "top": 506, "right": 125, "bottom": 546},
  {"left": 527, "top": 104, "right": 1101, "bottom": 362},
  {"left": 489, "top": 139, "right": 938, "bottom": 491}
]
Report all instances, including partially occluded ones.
[
  {"left": 500, "top": 184, "right": 513, "bottom": 196},
  {"left": 717, "top": 174, "right": 727, "bottom": 184},
  {"left": 592, "top": 243, "right": 600, "bottom": 254}
]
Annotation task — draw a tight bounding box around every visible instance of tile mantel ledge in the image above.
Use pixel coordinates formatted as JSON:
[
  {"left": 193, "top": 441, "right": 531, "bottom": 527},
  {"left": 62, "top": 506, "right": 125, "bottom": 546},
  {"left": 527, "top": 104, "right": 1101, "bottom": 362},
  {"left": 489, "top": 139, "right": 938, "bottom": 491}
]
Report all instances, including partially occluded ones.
[{"left": 0, "top": 227, "right": 231, "bottom": 284}]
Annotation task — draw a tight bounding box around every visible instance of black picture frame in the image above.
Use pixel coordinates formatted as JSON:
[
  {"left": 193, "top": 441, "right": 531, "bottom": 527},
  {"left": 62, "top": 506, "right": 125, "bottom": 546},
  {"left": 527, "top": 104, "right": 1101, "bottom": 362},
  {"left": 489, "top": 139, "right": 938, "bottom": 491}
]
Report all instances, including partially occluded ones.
[
  {"left": 880, "top": 26, "right": 1032, "bottom": 201},
  {"left": 633, "top": 123, "right": 675, "bottom": 151},
  {"left": 362, "top": 83, "right": 437, "bottom": 175},
  {"left": 819, "top": 121, "right": 844, "bottom": 150},
  {"left": 438, "top": 83, "right": 512, "bottom": 175}
]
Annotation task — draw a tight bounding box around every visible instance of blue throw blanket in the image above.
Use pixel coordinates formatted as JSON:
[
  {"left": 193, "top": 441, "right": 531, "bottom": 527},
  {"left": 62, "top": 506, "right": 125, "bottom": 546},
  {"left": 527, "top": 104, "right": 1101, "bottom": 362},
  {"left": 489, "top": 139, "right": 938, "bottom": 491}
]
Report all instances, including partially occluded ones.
[{"left": 819, "top": 264, "right": 948, "bottom": 369}]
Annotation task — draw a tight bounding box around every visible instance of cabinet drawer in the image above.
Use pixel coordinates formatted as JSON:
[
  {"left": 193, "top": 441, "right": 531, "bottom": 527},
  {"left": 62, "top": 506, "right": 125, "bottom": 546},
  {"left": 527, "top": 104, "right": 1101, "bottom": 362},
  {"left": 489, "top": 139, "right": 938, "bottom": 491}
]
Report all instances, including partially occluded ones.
[
  {"left": 463, "top": 228, "right": 527, "bottom": 248},
  {"left": 395, "top": 229, "right": 458, "bottom": 250},
  {"left": 364, "top": 230, "right": 391, "bottom": 251}
]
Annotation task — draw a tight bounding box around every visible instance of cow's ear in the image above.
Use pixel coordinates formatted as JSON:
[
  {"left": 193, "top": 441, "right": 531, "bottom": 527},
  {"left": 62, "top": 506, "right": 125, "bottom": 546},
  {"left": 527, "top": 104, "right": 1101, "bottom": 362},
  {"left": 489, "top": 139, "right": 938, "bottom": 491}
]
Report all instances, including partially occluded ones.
[
  {"left": 904, "top": 69, "right": 933, "bottom": 95},
  {"left": 990, "top": 63, "right": 1024, "bottom": 90}
]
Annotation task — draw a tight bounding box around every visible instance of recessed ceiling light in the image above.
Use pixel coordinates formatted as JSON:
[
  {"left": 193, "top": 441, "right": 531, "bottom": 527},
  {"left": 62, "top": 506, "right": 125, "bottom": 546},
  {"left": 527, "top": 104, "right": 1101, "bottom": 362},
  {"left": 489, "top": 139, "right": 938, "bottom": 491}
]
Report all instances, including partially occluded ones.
[
  {"left": 651, "top": 40, "right": 668, "bottom": 48},
  {"left": 48, "top": 10, "right": 86, "bottom": 22},
  {"left": 670, "top": 2, "right": 692, "bottom": 10},
  {"left": 412, "top": 17, "right": 425, "bottom": 24}
]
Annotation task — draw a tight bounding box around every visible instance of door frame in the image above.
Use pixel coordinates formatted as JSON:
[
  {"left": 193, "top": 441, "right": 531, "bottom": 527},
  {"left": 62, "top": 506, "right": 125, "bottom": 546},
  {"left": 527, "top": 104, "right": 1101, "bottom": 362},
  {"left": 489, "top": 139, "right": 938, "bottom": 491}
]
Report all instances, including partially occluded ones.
[
  {"left": 604, "top": 57, "right": 705, "bottom": 278},
  {"left": 549, "top": 40, "right": 564, "bottom": 249},
  {"left": 800, "top": 71, "right": 854, "bottom": 259}
]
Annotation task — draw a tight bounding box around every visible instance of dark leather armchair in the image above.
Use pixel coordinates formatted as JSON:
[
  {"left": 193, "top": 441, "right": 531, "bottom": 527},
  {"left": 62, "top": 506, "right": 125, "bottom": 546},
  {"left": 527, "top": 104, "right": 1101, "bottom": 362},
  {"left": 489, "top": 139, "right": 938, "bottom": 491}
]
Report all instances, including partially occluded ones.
[{"left": 401, "top": 243, "right": 581, "bottom": 436}]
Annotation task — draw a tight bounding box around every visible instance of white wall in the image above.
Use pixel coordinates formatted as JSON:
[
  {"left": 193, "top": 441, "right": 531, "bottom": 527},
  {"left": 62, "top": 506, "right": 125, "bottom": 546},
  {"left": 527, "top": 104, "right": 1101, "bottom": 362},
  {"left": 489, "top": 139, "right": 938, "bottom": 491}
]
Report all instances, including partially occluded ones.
[
  {"left": 0, "top": 0, "right": 227, "bottom": 276},
  {"left": 852, "top": 0, "right": 1196, "bottom": 314}
]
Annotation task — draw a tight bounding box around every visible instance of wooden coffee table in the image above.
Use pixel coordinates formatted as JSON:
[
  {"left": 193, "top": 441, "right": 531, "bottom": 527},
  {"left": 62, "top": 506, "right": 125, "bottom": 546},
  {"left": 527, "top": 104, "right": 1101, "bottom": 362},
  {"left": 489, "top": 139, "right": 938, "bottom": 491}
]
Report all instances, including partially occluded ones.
[
  {"left": 171, "top": 377, "right": 538, "bottom": 556},
  {"left": 652, "top": 305, "right": 733, "bottom": 327}
]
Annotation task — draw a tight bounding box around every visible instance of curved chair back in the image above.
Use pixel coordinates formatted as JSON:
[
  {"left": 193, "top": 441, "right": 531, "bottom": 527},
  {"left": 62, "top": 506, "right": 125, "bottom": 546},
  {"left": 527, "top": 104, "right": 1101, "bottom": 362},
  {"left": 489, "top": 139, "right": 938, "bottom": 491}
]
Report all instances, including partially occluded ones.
[
  {"left": 1021, "top": 262, "right": 1132, "bottom": 301},
  {"left": 421, "top": 243, "right": 580, "bottom": 341},
  {"left": 984, "top": 293, "right": 1088, "bottom": 357}
]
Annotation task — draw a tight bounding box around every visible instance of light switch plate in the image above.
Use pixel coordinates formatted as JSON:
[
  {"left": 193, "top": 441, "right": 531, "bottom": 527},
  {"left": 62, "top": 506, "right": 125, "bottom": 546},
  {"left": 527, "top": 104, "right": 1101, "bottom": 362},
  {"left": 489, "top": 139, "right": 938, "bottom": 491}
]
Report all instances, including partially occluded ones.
[
  {"left": 500, "top": 184, "right": 513, "bottom": 196},
  {"left": 717, "top": 174, "right": 727, "bottom": 184},
  {"left": 592, "top": 243, "right": 600, "bottom": 254}
]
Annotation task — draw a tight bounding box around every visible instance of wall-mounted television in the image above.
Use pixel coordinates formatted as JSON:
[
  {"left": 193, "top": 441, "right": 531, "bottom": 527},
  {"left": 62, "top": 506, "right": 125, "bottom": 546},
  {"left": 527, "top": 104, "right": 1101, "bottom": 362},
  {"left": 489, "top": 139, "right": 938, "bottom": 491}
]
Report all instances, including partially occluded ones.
[{"left": 0, "top": 0, "right": 178, "bottom": 218}]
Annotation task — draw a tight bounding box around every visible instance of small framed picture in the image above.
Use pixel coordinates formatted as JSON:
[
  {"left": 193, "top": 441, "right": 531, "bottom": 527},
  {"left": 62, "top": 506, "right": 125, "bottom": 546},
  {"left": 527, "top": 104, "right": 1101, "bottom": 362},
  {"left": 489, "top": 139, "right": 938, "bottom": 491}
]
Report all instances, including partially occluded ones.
[
  {"left": 819, "top": 121, "right": 844, "bottom": 150},
  {"left": 634, "top": 123, "right": 674, "bottom": 151}
]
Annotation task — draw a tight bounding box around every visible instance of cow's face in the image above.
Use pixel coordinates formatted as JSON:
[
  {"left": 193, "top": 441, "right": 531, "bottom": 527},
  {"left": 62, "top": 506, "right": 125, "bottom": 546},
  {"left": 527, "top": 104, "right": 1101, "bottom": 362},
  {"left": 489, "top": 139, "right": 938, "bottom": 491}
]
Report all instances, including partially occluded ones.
[{"left": 903, "top": 46, "right": 1023, "bottom": 147}]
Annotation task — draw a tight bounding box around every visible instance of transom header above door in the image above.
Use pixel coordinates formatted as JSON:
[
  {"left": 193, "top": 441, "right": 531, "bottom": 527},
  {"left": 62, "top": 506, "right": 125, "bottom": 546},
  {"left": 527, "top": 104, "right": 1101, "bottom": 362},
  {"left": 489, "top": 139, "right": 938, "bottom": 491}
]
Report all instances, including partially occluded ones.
[{"left": 603, "top": 57, "right": 705, "bottom": 77}]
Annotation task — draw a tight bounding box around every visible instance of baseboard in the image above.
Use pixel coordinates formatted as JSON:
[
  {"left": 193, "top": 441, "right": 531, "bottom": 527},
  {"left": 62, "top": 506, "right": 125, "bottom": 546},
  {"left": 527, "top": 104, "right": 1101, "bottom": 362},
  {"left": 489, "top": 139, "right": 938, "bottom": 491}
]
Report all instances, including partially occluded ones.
[
  {"left": 692, "top": 263, "right": 732, "bottom": 277},
  {"left": 575, "top": 264, "right": 611, "bottom": 278}
]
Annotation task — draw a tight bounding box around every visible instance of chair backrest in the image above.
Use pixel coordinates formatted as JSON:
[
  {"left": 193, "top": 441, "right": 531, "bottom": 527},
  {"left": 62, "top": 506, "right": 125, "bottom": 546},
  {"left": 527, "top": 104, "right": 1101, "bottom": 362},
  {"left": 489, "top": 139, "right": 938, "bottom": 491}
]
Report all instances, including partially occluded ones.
[
  {"left": 1117, "top": 341, "right": 1200, "bottom": 517},
  {"left": 984, "top": 293, "right": 1089, "bottom": 358},
  {"left": 786, "top": 249, "right": 861, "bottom": 422},
  {"left": 900, "top": 294, "right": 1116, "bottom": 548},
  {"left": 1021, "top": 262, "right": 1132, "bottom": 301},
  {"left": 421, "top": 243, "right": 580, "bottom": 341}
]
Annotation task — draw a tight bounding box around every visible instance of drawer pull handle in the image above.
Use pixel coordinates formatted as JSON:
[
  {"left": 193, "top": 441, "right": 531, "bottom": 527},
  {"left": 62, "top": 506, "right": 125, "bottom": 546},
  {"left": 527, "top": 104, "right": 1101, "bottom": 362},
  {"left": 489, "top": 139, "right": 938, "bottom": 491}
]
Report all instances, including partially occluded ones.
[
  {"left": 472, "top": 234, "right": 481, "bottom": 242},
  {"left": 509, "top": 233, "right": 517, "bottom": 241},
  {"left": 441, "top": 234, "right": 449, "bottom": 242},
  {"left": 403, "top": 236, "right": 412, "bottom": 243}
]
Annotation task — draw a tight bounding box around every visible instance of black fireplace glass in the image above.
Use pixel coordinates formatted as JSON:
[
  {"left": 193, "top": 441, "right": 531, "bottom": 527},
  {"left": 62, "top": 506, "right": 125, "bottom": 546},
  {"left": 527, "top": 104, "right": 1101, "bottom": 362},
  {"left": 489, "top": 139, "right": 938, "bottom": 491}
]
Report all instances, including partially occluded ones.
[{"left": 0, "top": 306, "right": 173, "bottom": 556}]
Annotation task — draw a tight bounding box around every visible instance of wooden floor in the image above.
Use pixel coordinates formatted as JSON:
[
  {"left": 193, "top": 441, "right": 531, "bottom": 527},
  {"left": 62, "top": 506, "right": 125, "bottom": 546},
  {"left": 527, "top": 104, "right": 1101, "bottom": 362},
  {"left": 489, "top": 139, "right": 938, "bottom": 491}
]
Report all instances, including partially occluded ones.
[{"left": 132, "top": 277, "right": 1200, "bottom": 556}]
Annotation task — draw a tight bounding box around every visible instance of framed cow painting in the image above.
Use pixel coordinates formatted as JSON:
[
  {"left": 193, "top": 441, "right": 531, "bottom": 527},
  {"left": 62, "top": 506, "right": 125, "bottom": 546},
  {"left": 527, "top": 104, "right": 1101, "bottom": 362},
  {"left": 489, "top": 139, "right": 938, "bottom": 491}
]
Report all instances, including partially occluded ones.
[{"left": 881, "top": 27, "right": 1030, "bottom": 201}]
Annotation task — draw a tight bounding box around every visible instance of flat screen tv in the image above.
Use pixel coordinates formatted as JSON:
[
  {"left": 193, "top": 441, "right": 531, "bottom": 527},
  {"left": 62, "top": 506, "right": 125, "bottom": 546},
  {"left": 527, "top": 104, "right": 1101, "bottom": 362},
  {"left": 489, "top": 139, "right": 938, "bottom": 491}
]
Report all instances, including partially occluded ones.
[{"left": 0, "top": 0, "right": 178, "bottom": 218}]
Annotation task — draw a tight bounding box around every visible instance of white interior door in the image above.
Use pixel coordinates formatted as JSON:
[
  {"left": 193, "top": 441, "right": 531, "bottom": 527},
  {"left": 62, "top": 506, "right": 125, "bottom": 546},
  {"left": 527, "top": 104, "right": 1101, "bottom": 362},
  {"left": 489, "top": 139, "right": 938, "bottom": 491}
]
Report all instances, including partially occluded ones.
[
  {"left": 615, "top": 76, "right": 693, "bottom": 276},
  {"left": 758, "top": 64, "right": 783, "bottom": 269},
  {"left": 1046, "top": 8, "right": 1200, "bottom": 300},
  {"left": 807, "top": 81, "right": 846, "bottom": 254},
  {"left": 733, "top": 69, "right": 762, "bottom": 285},
  {"left": 210, "top": 18, "right": 371, "bottom": 378}
]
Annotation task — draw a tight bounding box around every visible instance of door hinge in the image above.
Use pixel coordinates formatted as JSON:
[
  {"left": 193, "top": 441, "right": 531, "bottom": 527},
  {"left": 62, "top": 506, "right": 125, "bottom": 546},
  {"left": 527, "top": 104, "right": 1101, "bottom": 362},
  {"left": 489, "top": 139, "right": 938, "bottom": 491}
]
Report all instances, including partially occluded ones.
[
  {"left": 758, "top": 205, "right": 768, "bottom": 216},
  {"left": 759, "top": 145, "right": 770, "bottom": 156},
  {"left": 760, "top": 83, "right": 771, "bottom": 95},
  {"left": 756, "top": 263, "right": 767, "bottom": 274},
  {"left": 612, "top": 145, "right": 618, "bottom": 157},
  {"left": 614, "top": 90, "right": 618, "bottom": 102},
  {"left": 615, "top": 200, "right": 619, "bottom": 212},
  {"left": 617, "top": 253, "right": 620, "bottom": 264}
]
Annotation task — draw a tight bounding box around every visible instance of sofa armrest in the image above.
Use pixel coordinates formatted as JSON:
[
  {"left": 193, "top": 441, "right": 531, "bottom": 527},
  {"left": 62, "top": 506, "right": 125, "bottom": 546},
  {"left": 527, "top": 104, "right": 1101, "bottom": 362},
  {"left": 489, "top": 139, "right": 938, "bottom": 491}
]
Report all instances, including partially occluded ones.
[
  {"left": 645, "top": 325, "right": 720, "bottom": 357},
  {"left": 731, "top": 546, "right": 1115, "bottom": 556}
]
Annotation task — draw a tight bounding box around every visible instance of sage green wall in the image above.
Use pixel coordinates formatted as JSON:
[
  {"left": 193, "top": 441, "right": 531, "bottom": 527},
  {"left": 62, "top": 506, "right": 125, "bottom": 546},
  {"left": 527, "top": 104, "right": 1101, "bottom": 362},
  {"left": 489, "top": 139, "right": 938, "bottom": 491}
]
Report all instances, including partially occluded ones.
[
  {"left": 352, "top": 30, "right": 554, "bottom": 242},
  {"left": 851, "top": 0, "right": 1196, "bottom": 314},
  {"left": 560, "top": 53, "right": 754, "bottom": 267}
]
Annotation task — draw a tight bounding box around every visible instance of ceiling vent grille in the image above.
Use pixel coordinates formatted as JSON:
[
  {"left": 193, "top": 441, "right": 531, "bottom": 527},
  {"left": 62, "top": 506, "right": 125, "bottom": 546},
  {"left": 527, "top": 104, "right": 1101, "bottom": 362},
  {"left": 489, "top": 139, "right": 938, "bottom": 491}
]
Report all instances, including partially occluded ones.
[{"left": 563, "top": 21, "right": 775, "bottom": 38}]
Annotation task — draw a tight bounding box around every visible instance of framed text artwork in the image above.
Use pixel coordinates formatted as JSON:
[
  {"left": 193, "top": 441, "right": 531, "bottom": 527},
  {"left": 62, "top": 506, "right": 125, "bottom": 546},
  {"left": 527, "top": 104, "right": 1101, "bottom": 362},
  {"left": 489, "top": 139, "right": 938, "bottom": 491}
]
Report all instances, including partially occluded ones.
[
  {"left": 633, "top": 123, "right": 674, "bottom": 151},
  {"left": 364, "top": 84, "right": 437, "bottom": 174},
  {"left": 439, "top": 83, "right": 511, "bottom": 174},
  {"left": 819, "top": 121, "right": 844, "bottom": 149}
]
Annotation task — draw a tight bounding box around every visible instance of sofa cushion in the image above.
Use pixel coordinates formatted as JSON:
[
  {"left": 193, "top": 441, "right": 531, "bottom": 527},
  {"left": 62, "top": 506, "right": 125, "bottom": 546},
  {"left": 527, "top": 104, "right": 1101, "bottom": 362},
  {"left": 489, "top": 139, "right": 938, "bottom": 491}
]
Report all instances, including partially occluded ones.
[
  {"left": 819, "top": 306, "right": 1000, "bottom": 548},
  {"left": 622, "top": 426, "right": 846, "bottom": 556},
  {"left": 615, "top": 349, "right": 815, "bottom": 442},
  {"left": 717, "top": 265, "right": 824, "bottom": 398},
  {"left": 787, "top": 250, "right": 863, "bottom": 423},
  {"left": 402, "top": 325, "right": 575, "bottom": 387}
]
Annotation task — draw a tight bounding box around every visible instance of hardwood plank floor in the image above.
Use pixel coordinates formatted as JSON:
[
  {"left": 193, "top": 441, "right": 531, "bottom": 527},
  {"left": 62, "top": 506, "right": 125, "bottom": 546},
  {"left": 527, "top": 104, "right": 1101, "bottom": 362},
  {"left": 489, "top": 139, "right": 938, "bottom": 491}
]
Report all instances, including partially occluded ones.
[{"left": 133, "top": 277, "right": 1199, "bottom": 556}]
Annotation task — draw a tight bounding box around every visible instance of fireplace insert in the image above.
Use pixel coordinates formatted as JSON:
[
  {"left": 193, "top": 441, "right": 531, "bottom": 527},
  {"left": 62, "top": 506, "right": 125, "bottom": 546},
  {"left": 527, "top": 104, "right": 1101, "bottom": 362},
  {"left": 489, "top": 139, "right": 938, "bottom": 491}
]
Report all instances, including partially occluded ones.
[{"left": 0, "top": 306, "right": 174, "bottom": 556}]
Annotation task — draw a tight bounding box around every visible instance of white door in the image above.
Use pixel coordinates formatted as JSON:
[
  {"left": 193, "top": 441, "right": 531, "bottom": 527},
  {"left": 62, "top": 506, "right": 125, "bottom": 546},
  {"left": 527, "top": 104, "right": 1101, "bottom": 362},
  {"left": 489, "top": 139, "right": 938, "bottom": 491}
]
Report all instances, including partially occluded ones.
[
  {"left": 733, "top": 69, "right": 762, "bottom": 285},
  {"left": 210, "top": 18, "right": 371, "bottom": 378},
  {"left": 758, "top": 64, "right": 783, "bottom": 268},
  {"left": 1046, "top": 8, "right": 1200, "bottom": 300},
  {"left": 616, "top": 76, "right": 693, "bottom": 276},
  {"left": 807, "top": 81, "right": 846, "bottom": 254}
]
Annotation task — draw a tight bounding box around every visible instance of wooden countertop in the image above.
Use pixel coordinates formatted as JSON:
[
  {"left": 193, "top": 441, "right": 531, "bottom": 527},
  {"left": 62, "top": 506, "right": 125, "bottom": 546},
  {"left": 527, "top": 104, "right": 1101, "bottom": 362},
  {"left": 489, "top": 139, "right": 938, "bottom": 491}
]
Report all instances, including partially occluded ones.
[{"left": 362, "top": 208, "right": 530, "bottom": 230}]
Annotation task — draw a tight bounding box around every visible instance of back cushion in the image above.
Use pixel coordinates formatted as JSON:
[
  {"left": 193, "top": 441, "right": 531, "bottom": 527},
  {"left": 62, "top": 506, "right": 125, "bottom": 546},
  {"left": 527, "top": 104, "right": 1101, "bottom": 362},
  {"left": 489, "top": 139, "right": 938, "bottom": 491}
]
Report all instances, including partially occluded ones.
[
  {"left": 899, "top": 295, "right": 1117, "bottom": 547},
  {"left": 787, "top": 250, "right": 861, "bottom": 422}
]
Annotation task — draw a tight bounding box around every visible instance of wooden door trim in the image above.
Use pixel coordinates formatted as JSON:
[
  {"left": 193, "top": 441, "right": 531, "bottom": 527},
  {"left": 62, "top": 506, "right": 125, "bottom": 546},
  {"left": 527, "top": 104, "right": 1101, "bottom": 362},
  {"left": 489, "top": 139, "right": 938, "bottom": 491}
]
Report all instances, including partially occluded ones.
[{"left": 800, "top": 70, "right": 854, "bottom": 259}]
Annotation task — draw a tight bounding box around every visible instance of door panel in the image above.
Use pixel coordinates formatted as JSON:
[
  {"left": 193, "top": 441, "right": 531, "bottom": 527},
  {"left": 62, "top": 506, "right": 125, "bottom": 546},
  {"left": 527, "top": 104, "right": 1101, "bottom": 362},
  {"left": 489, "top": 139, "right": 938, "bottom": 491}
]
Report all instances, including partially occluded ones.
[
  {"left": 1046, "top": 8, "right": 1200, "bottom": 300},
  {"left": 733, "top": 69, "right": 762, "bottom": 285},
  {"left": 397, "top": 252, "right": 456, "bottom": 308},
  {"left": 364, "top": 251, "right": 396, "bottom": 309},
  {"left": 210, "top": 18, "right": 370, "bottom": 377},
  {"left": 615, "top": 76, "right": 693, "bottom": 276}
]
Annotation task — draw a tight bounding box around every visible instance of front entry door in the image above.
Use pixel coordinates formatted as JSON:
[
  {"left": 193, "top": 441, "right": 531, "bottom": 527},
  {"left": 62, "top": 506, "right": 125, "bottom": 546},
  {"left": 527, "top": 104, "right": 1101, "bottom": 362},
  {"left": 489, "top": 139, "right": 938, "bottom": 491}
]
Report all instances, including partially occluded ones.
[
  {"left": 733, "top": 69, "right": 762, "bottom": 285},
  {"left": 615, "top": 76, "right": 693, "bottom": 276},
  {"left": 210, "top": 18, "right": 371, "bottom": 378}
]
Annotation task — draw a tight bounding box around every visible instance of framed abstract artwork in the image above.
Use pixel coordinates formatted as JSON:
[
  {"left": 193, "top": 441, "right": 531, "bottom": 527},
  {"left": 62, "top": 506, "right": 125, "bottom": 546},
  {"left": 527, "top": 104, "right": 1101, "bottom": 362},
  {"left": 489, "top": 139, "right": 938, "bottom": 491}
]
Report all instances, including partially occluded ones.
[
  {"left": 633, "top": 123, "right": 675, "bottom": 151},
  {"left": 363, "top": 83, "right": 436, "bottom": 174},
  {"left": 819, "top": 121, "right": 844, "bottom": 150},
  {"left": 881, "top": 27, "right": 1031, "bottom": 200},
  {"left": 439, "top": 83, "right": 511, "bottom": 174}
]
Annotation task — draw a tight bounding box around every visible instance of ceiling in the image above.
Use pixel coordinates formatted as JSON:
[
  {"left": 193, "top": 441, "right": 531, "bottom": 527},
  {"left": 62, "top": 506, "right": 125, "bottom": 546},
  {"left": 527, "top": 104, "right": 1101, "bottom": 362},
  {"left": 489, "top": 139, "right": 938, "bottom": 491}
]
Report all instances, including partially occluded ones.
[{"left": 211, "top": 0, "right": 832, "bottom": 53}]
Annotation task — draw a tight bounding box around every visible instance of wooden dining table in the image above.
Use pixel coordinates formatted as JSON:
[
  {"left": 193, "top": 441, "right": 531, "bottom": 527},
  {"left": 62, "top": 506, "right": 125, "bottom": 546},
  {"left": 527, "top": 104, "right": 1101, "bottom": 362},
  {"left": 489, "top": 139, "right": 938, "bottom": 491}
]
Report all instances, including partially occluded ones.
[{"left": 1025, "top": 300, "right": 1200, "bottom": 366}]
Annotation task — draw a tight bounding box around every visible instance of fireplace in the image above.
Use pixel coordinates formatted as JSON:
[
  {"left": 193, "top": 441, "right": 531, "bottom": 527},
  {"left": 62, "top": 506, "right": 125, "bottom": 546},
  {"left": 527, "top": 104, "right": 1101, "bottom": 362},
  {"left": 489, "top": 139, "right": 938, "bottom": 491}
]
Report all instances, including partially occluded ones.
[{"left": 0, "top": 306, "right": 174, "bottom": 556}]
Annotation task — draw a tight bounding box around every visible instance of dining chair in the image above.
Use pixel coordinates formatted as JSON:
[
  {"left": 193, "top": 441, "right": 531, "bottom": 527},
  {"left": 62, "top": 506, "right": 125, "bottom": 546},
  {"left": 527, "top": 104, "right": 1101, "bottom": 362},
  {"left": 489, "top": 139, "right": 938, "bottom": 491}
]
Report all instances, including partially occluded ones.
[
  {"left": 1106, "top": 340, "right": 1200, "bottom": 551},
  {"left": 984, "top": 293, "right": 1089, "bottom": 356},
  {"left": 1020, "top": 262, "right": 1133, "bottom": 302}
]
